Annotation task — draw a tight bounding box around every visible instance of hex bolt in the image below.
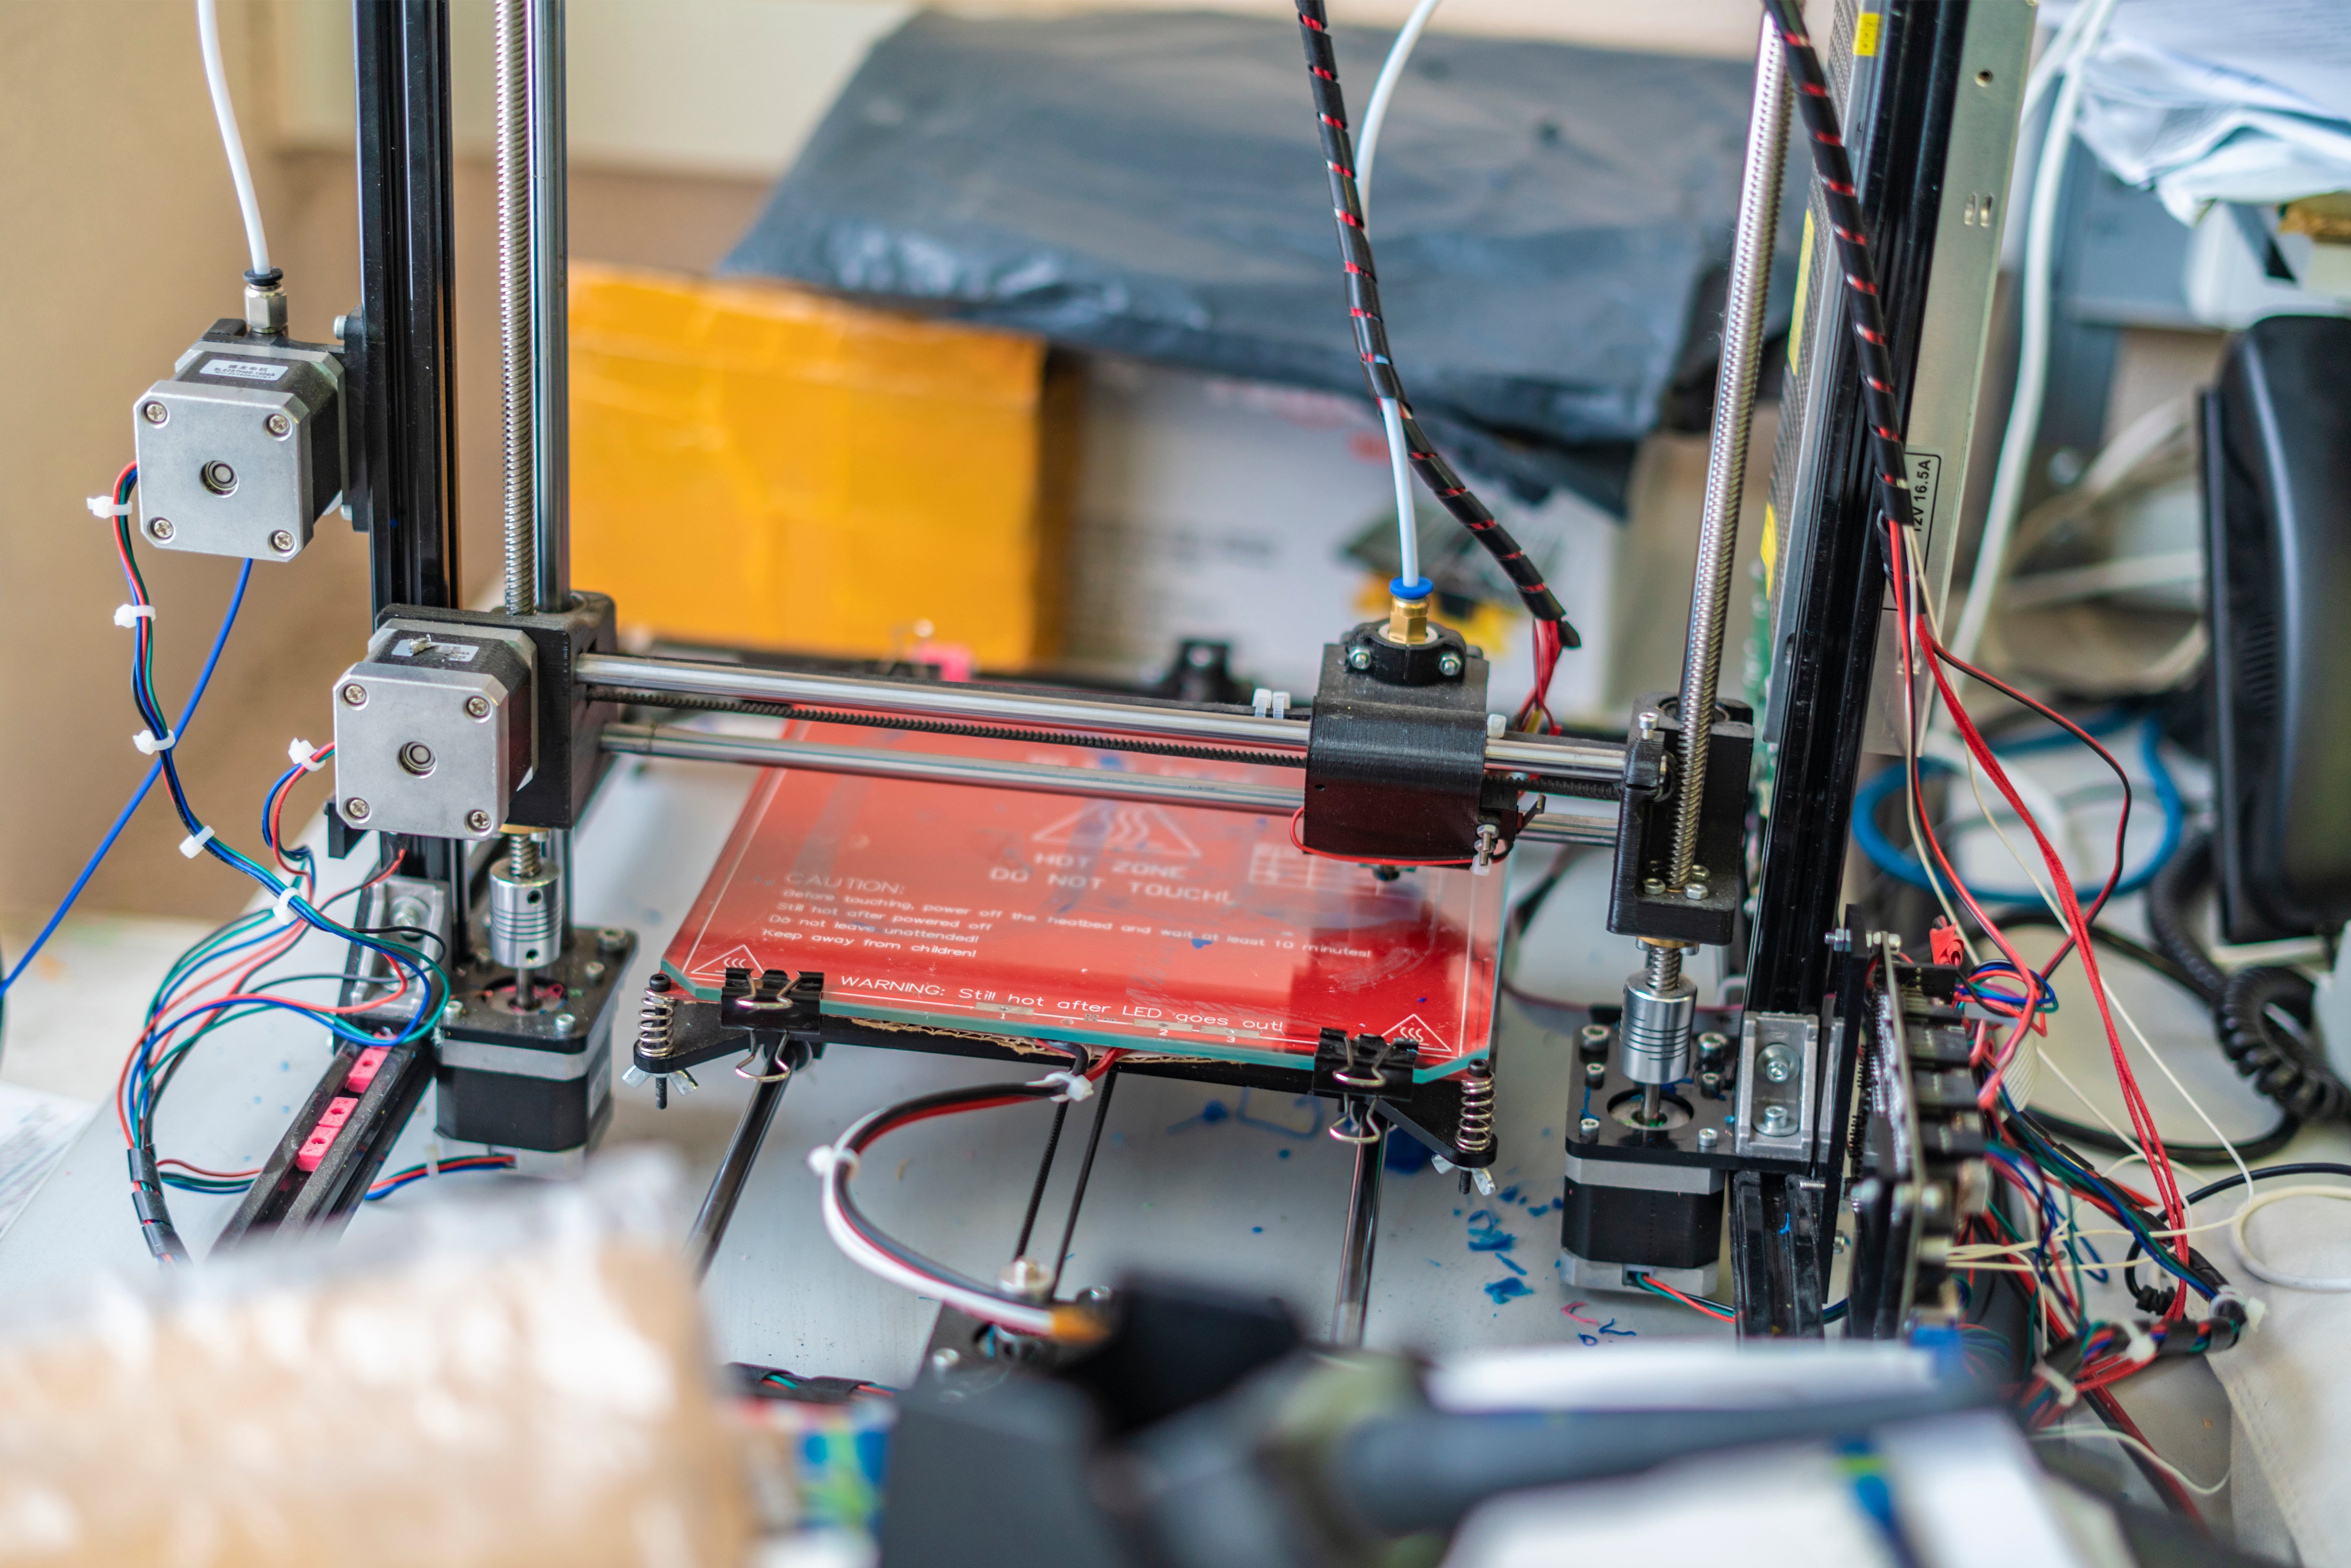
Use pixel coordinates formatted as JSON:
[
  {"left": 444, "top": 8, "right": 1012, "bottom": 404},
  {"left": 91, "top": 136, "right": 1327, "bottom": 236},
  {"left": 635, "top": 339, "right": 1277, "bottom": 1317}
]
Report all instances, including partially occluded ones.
[
  {"left": 584, "top": 960, "right": 607, "bottom": 981},
  {"left": 1346, "top": 646, "right": 1372, "bottom": 672},
  {"left": 1758, "top": 1105, "right": 1795, "bottom": 1137},
  {"left": 1642, "top": 877, "right": 1666, "bottom": 896},
  {"left": 552, "top": 1012, "right": 577, "bottom": 1034},
  {"left": 264, "top": 412, "right": 292, "bottom": 437},
  {"left": 1584, "top": 1060, "right": 1607, "bottom": 1085},
  {"left": 1696, "top": 1125, "right": 1720, "bottom": 1151},
  {"left": 1682, "top": 880, "right": 1708, "bottom": 901},
  {"left": 340, "top": 682, "right": 367, "bottom": 706},
  {"left": 1578, "top": 1114, "right": 1601, "bottom": 1137},
  {"left": 465, "top": 809, "right": 493, "bottom": 832},
  {"left": 1438, "top": 652, "right": 1464, "bottom": 678},
  {"left": 1759, "top": 1042, "right": 1799, "bottom": 1084},
  {"left": 464, "top": 695, "right": 491, "bottom": 719},
  {"left": 140, "top": 401, "right": 169, "bottom": 425},
  {"left": 343, "top": 797, "right": 370, "bottom": 822},
  {"left": 269, "top": 530, "right": 295, "bottom": 554},
  {"left": 147, "top": 518, "right": 174, "bottom": 541}
]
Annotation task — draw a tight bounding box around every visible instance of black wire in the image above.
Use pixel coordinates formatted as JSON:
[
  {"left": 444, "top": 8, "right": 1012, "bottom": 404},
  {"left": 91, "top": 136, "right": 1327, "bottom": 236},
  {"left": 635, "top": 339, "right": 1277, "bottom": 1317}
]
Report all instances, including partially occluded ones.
[
  {"left": 1012, "top": 1098, "right": 1070, "bottom": 1262},
  {"left": 1994, "top": 912, "right": 2302, "bottom": 1164},
  {"left": 1049, "top": 1066, "right": 1121, "bottom": 1294}
]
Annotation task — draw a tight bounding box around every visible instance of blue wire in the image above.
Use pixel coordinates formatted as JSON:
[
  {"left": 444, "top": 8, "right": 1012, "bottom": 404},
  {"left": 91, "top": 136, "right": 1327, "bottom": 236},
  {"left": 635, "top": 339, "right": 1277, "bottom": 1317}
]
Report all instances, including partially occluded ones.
[
  {"left": 1, "top": 559, "right": 252, "bottom": 998},
  {"left": 1852, "top": 715, "right": 2182, "bottom": 903}
]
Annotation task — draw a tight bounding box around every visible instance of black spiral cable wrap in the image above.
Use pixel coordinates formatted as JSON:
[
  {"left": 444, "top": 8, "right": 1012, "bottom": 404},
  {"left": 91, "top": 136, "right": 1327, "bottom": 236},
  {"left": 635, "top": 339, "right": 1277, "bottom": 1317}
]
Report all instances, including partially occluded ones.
[
  {"left": 1759, "top": 0, "right": 1916, "bottom": 537},
  {"left": 2146, "top": 828, "right": 2347, "bottom": 1122},
  {"left": 1288, "top": 0, "right": 1577, "bottom": 646}
]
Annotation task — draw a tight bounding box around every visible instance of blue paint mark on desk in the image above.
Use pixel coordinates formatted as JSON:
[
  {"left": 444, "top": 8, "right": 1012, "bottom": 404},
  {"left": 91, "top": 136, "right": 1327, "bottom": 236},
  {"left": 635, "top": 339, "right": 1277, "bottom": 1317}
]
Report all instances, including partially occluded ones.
[{"left": 1484, "top": 1277, "right": 1533, "bottom": 1305}]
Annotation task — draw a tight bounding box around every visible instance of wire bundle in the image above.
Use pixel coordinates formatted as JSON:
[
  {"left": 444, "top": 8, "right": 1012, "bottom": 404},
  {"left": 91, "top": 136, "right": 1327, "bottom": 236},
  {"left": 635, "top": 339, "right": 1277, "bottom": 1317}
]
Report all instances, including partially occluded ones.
[
  {"left": 97, "top": 464, "right": 451, "bottom": 1259},
  {"left": 1286, "top": 0, "right": 1578, "bottom": 731},
  {"left": 812, "top": 1053, "right": 1119, "bottom": 1341}
]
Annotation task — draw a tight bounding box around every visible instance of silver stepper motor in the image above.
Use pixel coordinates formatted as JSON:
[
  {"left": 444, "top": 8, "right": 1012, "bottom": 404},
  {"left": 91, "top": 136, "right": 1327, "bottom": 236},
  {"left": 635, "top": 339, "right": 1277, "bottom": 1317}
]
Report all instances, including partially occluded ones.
[
  {"left": 1619, "top": 947, "right": 1697, "bottom": 1124},
  {"left": 487, "top": 834, "right": 561, "bottom": 1005}
]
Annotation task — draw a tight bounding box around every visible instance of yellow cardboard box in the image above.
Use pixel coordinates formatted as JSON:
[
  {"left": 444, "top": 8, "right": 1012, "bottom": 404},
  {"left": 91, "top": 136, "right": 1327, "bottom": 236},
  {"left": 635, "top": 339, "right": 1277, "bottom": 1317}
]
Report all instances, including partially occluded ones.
[{"left": 568, "top": 263, "right": 1072, "bottom": 666}]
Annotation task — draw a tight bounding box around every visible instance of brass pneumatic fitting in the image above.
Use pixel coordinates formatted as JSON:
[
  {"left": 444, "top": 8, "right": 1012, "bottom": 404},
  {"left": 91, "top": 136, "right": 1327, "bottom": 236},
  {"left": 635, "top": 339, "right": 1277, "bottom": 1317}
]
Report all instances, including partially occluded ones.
[{"left": 1385, "top": 590, "right": 1433, "bottom": 646}]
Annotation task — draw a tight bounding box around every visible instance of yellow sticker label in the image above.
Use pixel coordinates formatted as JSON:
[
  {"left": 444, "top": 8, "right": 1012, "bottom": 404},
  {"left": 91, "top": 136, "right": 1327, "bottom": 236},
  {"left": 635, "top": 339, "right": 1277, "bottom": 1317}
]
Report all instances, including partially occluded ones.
[
  {"left": 1788, "top": 209, "right": 1814, "bottom": 373},
  {"left": 1760, "top": 501, "right": 1779, "bottom": 588},
  {"left": 1854, "top": 11, "right": 1881, "bottom": 56}
]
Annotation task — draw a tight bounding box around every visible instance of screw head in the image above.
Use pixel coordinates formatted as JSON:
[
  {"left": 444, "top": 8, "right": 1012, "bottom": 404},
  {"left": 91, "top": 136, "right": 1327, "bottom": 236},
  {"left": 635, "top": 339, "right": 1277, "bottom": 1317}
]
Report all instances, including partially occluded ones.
[
  {"left": 1697, "top": 1030, "right": 1729, "bottom": 1053},
  {"left": 264, "top": 412, "right": 292, "bottom": 437},
  {"left": 340, "top": 682, "right": 367, "bottom": 706},
  {"left": 1583, "top": 1060, "right": 1606, "bottom": 1084},
  {"left": 465, "top": 809, "right": 493, "bottom": 833},
  {"left": 343, "top": 797, "right": 370, "bottom": 822},
  {"left": 1697, "top": 1126, "right": 1720, "bottom": 1151},
  {"left": 1578, "top": 1114, "right": 1601, "bottom": 1138},
  {"left": 584, "top": 960, "right": 607, "bottom": 981},
  {"left": 552, "top": 1012, "right": 577, "bottom": 1033},
  {"left": 1346, "top": 646, "right": 1372, "bottom": 672},
  {"left": 463, "top": 694, "right": 491, "bottom": 719},
  {"left": 1759, "top": 1105, "right": 1795, "bottom": 1136},
  {"left": 140, "top": 400, "right": 169, "bottom": 424},
  {"left": 1578, "top": 1023, "right": 1611, "bottom": 1049},
  {"left": 441, "top": 998, "right": 465, "bottom": 1024},
  {"left": 269, "top": 529, "right": 295, "bottom": 554},
  {"left": 1759, "top": 1042, "right": 1799, "bottom": 1084},
  {"left": 332, "top": 315, "right": 351, "bottom": 341},
  {"left": 930, "top": 1348, "right": 961, "bottom": 1374},
  {"left": 1438, "top": 652, "right": 1464, "bottom": 678},
  {"left": 598, "top": 928, "right": 630, "bottom": 954},
  {"left": 147, "top": 517, "right": 174, "bottom": 541}
]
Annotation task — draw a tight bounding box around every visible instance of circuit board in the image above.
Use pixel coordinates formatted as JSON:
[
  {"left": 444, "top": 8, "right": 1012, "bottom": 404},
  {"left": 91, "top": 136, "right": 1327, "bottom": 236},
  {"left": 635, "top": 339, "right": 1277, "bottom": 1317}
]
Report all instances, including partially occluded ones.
[{"left": 661, "top": 721, "right": 1507, "bottom": 1077}]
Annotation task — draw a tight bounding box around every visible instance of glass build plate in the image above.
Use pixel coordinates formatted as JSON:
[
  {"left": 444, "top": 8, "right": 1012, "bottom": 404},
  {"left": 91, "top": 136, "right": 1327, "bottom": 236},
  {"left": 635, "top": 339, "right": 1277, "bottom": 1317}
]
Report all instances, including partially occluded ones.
[{"left": 661, "top": 722, "right": 1506, "bottom": 1077}]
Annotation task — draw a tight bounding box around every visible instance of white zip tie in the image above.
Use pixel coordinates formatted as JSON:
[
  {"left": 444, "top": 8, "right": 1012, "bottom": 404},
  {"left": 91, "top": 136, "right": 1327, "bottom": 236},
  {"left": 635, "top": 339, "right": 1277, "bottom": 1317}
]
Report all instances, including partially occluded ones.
[
  {"left": 133, "top": 727, "right": 177, "bottom": 755},
  {"left": 287, "top": 737, "right": 325, "bottom": 771},
  {"left": 1033, "top": 1070, "right": 1095, "bottom": 1103},
  {"left": 807, "top": 1145, "right": 860, "bottom": 1178},
  {"left": 87, "top": 495, "right": 132, "bottom": 519},
  {"left": 272, "top": 886, "right": 302, "bottom": 924},
  {"left": 2032, "top": 1362, "right": 2081, "bottom": 1408},
  {"left": 178, "top": 826, "right": 216, "bottom": 860},
  {"left": 113, "top": 603, "right": 155, "bottom": 628},
  {"left": 2119, "top": 1322, "right": 2158, "bottom": 1367}
]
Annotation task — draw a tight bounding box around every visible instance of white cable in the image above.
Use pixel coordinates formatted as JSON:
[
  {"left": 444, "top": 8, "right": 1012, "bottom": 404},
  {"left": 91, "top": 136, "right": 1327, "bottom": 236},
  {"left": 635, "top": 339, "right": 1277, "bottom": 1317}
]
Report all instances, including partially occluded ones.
[
  {"left": 1356, "top": 0, "right": 1444, "bottom": 217},
  {"left": 2231, "top": 1186, "right": 2351, "bottom": 1292},
  {"left": 1948, "top": 0, "right": 2120, "bottom": 666},
  {"left": 2030, "top": 1426, "right": 2229, "bottom": 1496},
  {"left": 2018, "top": 0, "right": 2101, "bottom": 131},
  {"left": 196, "top": 0, "right": 271, "bottom": 276},
  {"left": 1379, "top": 397, "right": 1423, "bottom": 591}
]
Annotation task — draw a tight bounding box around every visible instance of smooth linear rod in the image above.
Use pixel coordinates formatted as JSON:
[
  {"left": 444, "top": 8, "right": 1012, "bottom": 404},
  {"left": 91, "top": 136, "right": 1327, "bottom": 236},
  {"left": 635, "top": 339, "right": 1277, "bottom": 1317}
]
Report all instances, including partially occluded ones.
[
  {"left": 579, "top": 652, "right": 1626, "bottom": 786},
  {"left": 599, "top": 722, "right": 1615, "bottom": 846}
]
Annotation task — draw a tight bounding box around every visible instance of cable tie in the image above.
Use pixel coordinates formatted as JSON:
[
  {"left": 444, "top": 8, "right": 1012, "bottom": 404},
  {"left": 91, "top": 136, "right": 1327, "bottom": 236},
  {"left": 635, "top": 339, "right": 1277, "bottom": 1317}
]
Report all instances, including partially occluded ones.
[
  {"left": 2210, "top": 1287, "right": 2266, "bottom": 1336},
  {"left": 133, "top": 727, "right": 177, "bottom": 755},
  {"left": 2031, "top": 1362, "right": 2080, "bottom": 1408},
  {"left": 272, "top": 886, "right": 302, "bottom": 925},
  {"left": 113, "top": 603, "right": 156, "bottom": 628},
  {"left": 2119, "top": 1322, "right": 2158, "bottom": 1366},
  {"left": 178, "top": 826, "right": 216, "bottom": 860},
  {"left": 287, "top": 737, "right": 326, "bottom": 771},
  {"left": 1033, "top": 1070, "right": 1095, "bottom": 1103},
  {"left": 807, "top": 1144, "right": 860, "bottom": 1178},
  {"left": 87, "top": 495, "right": 132, "bottom": 519}
]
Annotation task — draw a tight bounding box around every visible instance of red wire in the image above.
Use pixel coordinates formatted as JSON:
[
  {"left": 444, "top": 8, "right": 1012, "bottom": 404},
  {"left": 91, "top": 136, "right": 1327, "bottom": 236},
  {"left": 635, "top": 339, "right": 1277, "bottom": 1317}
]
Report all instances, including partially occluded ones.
[{"left": 1641, "top": 1275, "right": 1735, "bottom": 1321}]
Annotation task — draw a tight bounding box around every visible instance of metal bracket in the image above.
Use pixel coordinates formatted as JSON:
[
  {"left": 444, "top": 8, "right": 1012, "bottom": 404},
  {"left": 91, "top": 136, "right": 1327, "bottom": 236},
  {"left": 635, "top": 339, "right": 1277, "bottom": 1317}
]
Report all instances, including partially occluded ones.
[
  {"left": 1606, "top": 692, "right": 1752, "bottom": 946},
  {"left": 1733, "top": 1012, "right": 1820, "bottom": 1159}
]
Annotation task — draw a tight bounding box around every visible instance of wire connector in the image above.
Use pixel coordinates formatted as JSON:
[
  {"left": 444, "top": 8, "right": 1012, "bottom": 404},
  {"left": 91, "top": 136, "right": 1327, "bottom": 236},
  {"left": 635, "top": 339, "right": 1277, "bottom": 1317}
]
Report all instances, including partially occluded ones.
[
  {"left": 1033, "top": 1070, "right": 1095, "bottom": 1103},
  {"left": 113, "top": 603, "right": 155, "bottom": 628},
  {"left": 807, "top": 1144, "right": 861, "bottom": 1179},
  {"left": 133, "top": 727, "right": 177, "bottom": 755},
  {"left": 178, "top": 826, "right": 216, "bottom": 860},
  {"left": 287, "top": 737, "right": 327, "bottom": 771},
  {"left": 88, "top": 495, "right": 132, "bottom": 519}
]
